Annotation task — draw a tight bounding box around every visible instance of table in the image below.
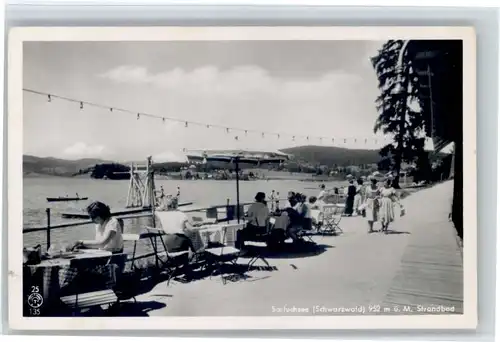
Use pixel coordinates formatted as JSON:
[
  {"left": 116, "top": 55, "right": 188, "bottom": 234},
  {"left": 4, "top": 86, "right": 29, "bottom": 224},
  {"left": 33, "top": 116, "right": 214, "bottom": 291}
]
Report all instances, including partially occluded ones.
[
  {"left": 191, "top": 222, "right": 246, "bottom": 250},
  {"left": 24, "top": 250, "right": 117, "bottom": 315}
]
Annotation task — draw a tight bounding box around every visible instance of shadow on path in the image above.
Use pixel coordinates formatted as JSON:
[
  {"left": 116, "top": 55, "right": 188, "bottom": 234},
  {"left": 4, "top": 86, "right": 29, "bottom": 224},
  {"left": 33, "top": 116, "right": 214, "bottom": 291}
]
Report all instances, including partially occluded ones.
[
  {"left": 383, "top": 230, "right": 411, "bottom": 235},
  {"left": 244, "top": 242, "right": 333, "bottom": 260}
]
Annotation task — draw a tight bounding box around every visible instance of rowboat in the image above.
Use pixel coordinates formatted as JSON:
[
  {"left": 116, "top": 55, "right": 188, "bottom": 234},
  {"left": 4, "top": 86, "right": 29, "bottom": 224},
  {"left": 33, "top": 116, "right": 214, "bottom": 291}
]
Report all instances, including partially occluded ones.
[{"left": 46, "top": 197, "right": 88, "bottom": 202}]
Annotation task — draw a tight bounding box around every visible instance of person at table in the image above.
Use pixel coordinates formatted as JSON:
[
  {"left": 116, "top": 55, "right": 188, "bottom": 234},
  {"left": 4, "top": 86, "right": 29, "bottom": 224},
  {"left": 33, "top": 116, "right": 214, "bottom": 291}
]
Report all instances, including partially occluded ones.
[
  {"left": 72, "top": 201, "right": 124, "bottom": 253},
  {"left": 236, "top": 192, "right": 270, "bottom": 249},
  {"left": 301, "top": 195, "right": 313, "bottom": 230},
  {"left": 344, "top": 179, "right": 357, "bottom": 216},
  {"left": 315, "top": 185, "right": 327, "bottom": 207},
  {"left": 155, "top": 197, "right": 199, "bottom": 253},
  {"left": 282, "top": 194, "right": 303, "bottom": 242},
  {"left": 308, "top": 196, "right": 321, "bottom": 227}
]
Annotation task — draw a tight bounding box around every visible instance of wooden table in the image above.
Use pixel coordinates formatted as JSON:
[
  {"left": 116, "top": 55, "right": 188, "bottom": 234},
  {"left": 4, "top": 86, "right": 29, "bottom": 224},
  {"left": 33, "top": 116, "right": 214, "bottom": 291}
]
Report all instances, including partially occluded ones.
[
  {"left": 33, "top": 249, "right": 112, "bottom": 268},
  {"left": 24, "top": 250, "right": 116, "bottom": 316}
]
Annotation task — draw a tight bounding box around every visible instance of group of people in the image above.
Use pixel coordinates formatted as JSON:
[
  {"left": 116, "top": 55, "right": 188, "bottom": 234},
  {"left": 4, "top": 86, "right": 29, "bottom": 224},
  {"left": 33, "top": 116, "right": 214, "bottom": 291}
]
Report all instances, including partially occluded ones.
[
  {"left": 236, "top": 190, "right": 317, "bottom": 249},
  {"left": 341, "top": 176, "right": 403, "bottom": 234},
  {"left": 71, "top": 175, "right": 404, "bottom": 258}
]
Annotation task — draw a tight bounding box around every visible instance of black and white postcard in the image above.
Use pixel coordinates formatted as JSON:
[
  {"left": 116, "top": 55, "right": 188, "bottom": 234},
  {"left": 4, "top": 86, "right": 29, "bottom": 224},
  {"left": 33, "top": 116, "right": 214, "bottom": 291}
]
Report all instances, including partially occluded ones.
[{"left": 8, "top": 26, "right": 476, "bottom": 330}]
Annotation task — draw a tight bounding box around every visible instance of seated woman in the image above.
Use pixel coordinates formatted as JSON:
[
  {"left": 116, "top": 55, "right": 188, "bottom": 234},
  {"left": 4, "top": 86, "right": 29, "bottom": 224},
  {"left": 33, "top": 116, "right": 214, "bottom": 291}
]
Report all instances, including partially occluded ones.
[
  {"left": 155, "top": 197, "right": 198, "bottom": 253},
  {"left": 73, "top": 201, "right": 124, "bottom": 253},
  {"left": 236, "top": 192, "right": 270, "bottom": 249},
  {"left": 301, "top": 196, "right": 314, "bottom": 230},
  {"left": 283, "top": 195, "right": 304, "bottom": 243}
]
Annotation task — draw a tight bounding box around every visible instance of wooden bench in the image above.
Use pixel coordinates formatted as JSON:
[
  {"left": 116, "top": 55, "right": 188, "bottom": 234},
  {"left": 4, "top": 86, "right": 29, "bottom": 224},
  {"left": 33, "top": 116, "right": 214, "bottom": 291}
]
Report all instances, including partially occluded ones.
[{"left": 60, "top": 289, "right": 118, "bottom": 312}]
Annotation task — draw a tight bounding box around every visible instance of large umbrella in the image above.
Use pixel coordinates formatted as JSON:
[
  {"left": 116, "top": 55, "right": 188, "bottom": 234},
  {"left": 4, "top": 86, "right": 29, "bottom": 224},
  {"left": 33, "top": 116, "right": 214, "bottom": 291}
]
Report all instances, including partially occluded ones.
[{"left": 185, "top": 149, "right": 292, "bottom": 222}]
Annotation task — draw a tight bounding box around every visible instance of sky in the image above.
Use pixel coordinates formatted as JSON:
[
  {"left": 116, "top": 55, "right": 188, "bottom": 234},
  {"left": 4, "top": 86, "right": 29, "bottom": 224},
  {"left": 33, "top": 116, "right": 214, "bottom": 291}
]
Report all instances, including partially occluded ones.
[{"left": 23, "top": 40, "right": 393, "bottom": 162}]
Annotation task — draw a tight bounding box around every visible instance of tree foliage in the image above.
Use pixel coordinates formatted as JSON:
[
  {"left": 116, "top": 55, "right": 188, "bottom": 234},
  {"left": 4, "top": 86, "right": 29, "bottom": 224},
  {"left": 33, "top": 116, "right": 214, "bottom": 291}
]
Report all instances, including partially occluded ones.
[{"left": 371, "top": 40, "right": 428, "bottom": 187}]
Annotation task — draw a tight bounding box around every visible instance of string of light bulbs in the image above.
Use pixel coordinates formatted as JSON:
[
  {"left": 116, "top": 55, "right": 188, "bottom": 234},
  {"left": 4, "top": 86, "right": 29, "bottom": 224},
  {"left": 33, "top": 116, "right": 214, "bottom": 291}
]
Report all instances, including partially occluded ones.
[{"left": 24, "top": 88, "right": 390, "bottom": 145}]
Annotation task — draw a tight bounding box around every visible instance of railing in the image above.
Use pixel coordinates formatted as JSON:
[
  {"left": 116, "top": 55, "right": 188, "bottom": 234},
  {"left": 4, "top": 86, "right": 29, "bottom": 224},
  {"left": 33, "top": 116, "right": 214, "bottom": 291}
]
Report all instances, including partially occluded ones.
[{"left": 22, "top": 198, "right": 289, "bottom": 252}]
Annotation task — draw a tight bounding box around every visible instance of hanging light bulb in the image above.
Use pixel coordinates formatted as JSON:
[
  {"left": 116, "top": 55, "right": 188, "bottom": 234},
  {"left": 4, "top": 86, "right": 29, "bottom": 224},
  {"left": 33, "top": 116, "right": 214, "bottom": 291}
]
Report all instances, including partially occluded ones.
[
  {"left": 206, "top": 124, "right": 210, "bottom": 128},
  {"left": 332, "top": 138, "right": 335, "bottom": 143},
  {"left": 261, "top": 133, "right": 264, "bottom": 138},
  {"left": 365, "top": 138, "right": 368, "bottom": 144},
  {"left": 235, "top": 136, "right": 239, "bottom": 141},
  {"left": 292, "top": 136, "right": 295, "bottom": 141},
  {"left": 47, "top": 95, "right": 51, "bottom": 102},
  {"left": 226, "top": 128, "right": 230, "bottom": 133},
  {"left": 344, "top": 139, "right": 346, "bottom": 143},
  {"left": 80, "top": 102, "right": 84, "bottom": 109},
  {"left": 162, "top": 118, "right": 165, "bottom": 123},
  {"left": 306, "top": 136, "right": 309, "bottom": 141},
  {"left": 354, "top": 138, "right": 357, "bottom": 143},
  {"left": 320, "top": 137, "right": 323, "bottom": 143},
  {"left": 245, "top": 130, "right": 248, "bottom": 136},
  {"left": 185, "top": 121, "right": 188, "bottom": 128},
  {"left": 110, "top": 107, "right": 113, "bottom": 112},
  {"left": 277, "top": 134, "right": 280, "bottom": 139},
  {"left": 137, "top": 113, "right": 140, "bottom": 120}
]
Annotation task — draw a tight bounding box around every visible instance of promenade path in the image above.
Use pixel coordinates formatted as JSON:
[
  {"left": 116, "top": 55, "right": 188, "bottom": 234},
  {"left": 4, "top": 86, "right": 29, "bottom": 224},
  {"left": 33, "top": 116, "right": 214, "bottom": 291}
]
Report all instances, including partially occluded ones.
[{"left": 130, "top": 180, "right": 462, "bottom": 316}]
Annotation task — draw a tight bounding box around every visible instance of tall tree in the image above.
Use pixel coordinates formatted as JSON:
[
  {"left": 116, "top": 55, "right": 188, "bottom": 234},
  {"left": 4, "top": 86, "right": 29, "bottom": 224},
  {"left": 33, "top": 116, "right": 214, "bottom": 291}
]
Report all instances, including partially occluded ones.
[{"left": 371, "top": 40, "right": 427, "bottom": 188}]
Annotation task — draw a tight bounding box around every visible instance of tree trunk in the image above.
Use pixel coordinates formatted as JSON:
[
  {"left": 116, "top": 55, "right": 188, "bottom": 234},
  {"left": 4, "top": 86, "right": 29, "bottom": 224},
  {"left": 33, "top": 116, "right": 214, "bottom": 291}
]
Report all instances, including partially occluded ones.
[{"left": 392, "top": 75, "right": 411, "bottom": 189}]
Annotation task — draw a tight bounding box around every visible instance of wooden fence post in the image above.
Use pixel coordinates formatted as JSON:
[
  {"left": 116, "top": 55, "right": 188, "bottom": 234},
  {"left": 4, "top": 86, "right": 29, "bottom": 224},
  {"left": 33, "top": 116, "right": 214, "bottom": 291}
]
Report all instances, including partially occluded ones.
[{"left": 45, "top": 208, "right": 51, "bottom": 250}]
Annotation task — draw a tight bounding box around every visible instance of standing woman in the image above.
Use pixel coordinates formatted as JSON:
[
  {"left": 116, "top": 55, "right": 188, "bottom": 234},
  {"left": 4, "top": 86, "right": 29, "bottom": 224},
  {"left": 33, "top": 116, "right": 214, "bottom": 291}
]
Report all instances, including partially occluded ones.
[
  {"left": 364, "top": 177, "right": 380, "bottom": 233},
  {"left": 353, "top": 178, "right": 365, "bottom": 216},
  {"left": 379, "top": 179, "right": 402, "bottom": 233},
  {"left": 344, "top": 180, "right": 357, "bottom": 216}
]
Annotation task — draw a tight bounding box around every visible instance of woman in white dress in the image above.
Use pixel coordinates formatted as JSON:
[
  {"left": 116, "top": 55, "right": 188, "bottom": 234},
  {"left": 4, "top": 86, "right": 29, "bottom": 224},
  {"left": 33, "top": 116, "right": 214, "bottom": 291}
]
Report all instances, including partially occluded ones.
[
  {"left": 353, "top": 178, "right": 365, "bottom": 216},
  {"left": 364, "top": 177, "right": 380, "bottom": 233},
  {"left": 378, "top": 179, "right": 402, "bottom": 233}
]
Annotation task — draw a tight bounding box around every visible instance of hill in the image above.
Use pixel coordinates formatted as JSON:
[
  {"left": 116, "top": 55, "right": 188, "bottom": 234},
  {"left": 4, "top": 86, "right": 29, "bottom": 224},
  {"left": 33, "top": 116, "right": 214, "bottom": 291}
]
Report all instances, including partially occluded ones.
[
  {"left": 280, "top": 145, "right": 382, "bottom": 167},
  {"left": 23, "top": 155, "right": 112, "bottom": 177},
  {"left": 23, "top": 146, "right": 384, "bottom": 177}
]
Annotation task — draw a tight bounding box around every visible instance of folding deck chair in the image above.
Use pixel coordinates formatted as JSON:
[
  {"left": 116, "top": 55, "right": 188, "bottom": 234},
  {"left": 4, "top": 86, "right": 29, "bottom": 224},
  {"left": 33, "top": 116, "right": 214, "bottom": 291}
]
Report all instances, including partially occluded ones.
[
  {"left": 143, "top": 227, "right": 191, "bottom": 286},
  {"left": 203, "top": 225, "right": 244, "bottom": 285},
  {"left": 296, "top": 228, "right": 316, "bottom": 243},
  {"left": 317, "top": 204, "right": 343, "bottom": 236},
  {"left": 123, "top": 231, "right": 166, "bottom": 270}
]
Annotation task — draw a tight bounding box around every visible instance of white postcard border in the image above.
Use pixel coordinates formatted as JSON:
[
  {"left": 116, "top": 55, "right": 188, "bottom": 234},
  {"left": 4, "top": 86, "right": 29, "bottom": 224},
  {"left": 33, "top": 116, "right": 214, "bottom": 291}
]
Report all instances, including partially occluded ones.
[{"left": 8, "top": 26, "right": 477, "bottom": 330}]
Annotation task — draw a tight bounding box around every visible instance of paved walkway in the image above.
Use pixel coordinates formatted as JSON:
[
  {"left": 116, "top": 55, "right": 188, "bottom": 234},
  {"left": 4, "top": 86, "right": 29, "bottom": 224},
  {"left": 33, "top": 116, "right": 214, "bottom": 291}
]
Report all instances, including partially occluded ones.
[{"left": 128, "top": 181, "right": 462, "bottom": 316}]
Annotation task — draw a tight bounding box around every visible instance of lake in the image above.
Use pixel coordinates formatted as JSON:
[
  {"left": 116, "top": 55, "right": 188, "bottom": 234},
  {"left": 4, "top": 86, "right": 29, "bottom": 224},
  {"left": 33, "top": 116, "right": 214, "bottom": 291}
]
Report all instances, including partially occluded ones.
[{"left": 23, "top": 176, "right": 346, "bottom": 251}]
